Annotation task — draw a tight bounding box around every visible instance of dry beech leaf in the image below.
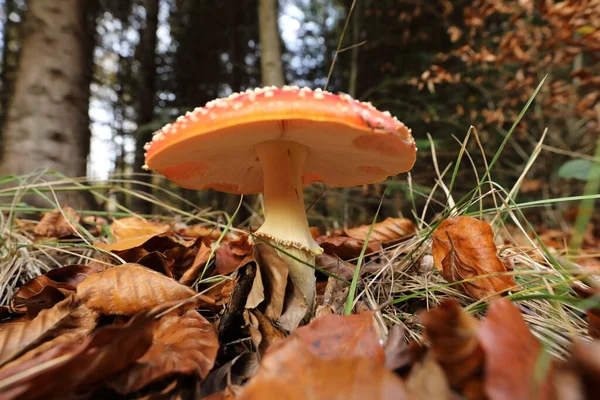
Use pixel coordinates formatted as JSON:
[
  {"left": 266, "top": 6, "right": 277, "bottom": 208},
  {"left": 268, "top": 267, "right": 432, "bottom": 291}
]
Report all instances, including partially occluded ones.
[
  {"left": 34, "top": 207, "right": 80, "bottom": 238},
  {"left": 179, "top": 241, "right": 214, "bottom": 286},
  {"left": 255, "top": 243, "right": 289, "bottom": 321},
  {"left": 2, "top": 305, "right": 98, "bottom": 371},
  {"left": 340, "top": 217, "right": 417, "bottom": 244},
  {"left": 0, "top": 296, "right": 93, "bottom": 366},
  {"left": 293, "top": 311, "right": 385, "bottom": 362},
  {"left": 316, "top": 236, "right": 382, "bottom": 260},
  {"left": 406, "top": 353, "right": 452, "bottom": 400},
  {"left": 77, "top": 263, "right": 210, "bottom": 315},
  {"left": 12, "top": 278, "right": 70, "bottom": 317},
  {"left": 568, "top": 339, "right": 600, "bottom": 398},
  {"left": 202, "top": 352, "right": 259, "bottom": 398},
  {"left": 108, "top": 309, "right": 219, "bottom": 394},
  {"left": 244, "top": 309, "right": 286, "bottom": 356},
  {"left": 176, "top": 224, "right": 222, "bottom": 240},
  {"left": 215, "top": 234, "right": 253, "bottom": 275},
  {"left": 97, "top": 217, "right": 171, "bottom": 251},
  {"left": 572, "top": 285, "right": 600, "bottom": 339},
  {"left": 420, "top": 299, "right": 485, "bottom": 399},
  {"left": 0, "top": 308, "right": 156, "bottom": 399},
  {"left": 478, "top": 299, "right": 554, "bottom": 400},
  {"left": 278, "top": 277, "right": 308, "bottom": 332},
  {"left": 238, "top": 336, "right": 408, "bottom": 400},
  {"left": 432, "top": 216, "right": 517, "bottom": 299}
]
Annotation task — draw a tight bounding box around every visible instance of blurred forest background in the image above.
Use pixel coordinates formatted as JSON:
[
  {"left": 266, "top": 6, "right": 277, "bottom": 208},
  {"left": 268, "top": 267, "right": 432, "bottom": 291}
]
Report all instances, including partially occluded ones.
[{"left": 0, "top": 0, "right": 598, "bottom": 231}]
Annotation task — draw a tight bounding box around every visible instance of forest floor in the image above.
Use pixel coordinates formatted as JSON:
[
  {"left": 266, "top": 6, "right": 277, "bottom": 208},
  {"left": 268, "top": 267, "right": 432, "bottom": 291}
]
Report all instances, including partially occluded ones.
[{"left": 0, "top": 157, "right": 598, "bottom": 399}]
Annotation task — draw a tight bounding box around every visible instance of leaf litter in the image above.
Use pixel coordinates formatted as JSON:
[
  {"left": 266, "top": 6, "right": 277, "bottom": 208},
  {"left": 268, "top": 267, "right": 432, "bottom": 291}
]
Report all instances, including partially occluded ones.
[{"left": 0, "top": 209, "right": 597, "bottom": 399}]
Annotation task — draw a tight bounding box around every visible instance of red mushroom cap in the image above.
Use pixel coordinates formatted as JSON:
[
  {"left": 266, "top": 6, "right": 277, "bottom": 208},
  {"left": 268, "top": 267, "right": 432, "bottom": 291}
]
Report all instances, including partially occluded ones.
[{"left": 144, "top": 86, "right": 416, "bottom": 194}]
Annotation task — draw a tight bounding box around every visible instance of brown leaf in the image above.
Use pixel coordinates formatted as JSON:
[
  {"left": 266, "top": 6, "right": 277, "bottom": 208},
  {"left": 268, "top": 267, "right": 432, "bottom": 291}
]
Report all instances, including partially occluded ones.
[
  {"left": 215, "top": 234, "right": 253, "bottom": 275},
  {"left": 478, "top": 299, "right": 554, "bottom": 400},
  {"left": 432, "top": 217, "right": 517, "bottom": 299},
  {"left": 12, "top": 280, "right": 69, "bottom": 318},
  {"left": 255, "top": 243, "right": 289, "bottom": 321},
  {"left": 76, "top": 263, "right": 209, "bottom": 315},
  {"left": 341, "top": 217, "right": 417, "bottom": 244},
  {"left": 34, "top": 207, "right": 80, "bottom": 238},
  {"left": 316, "top": 236, "right": 382, "bottom": 260},
  {"left": 97, "top": 217, "right": 171, "bottom": 251},
  {"left": 244, "top": 309, "right": 286, "bottom": 356},
  {"left": 0, "top": 296, "right": 86, "bottom": 366},
  {"left": 108, "top": 309, "right": 219, "bottom": 394},
  {"left": 0, "top": 307, "right": 156, "bottom": 399},
  {"left": 179, "top": 240, "right": 214, "bottom": 286},
  {"left": 292, "top": 311, "right": 385, "bottom": 362},
  {"left": 568, "top": 339, "right": 600, "bottom": 399},
  {"left": 406, "top": 353, "right": 452, "bottom": 399},
  {"left": 175, "top": 224, "right": 222, "bottom": 240},
  {"left": 420, "top": 299, "right": 485, "bottom": 399},
  {"left": 2, "top": 300, "right": 98, "bottom": 369},
  {"left": 237, "top": 336, "right": 408, "bottom": 400}
]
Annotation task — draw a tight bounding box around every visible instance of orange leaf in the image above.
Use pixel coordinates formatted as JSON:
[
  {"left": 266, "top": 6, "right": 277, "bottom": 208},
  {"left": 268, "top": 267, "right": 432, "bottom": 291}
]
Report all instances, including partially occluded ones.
[
  {"left": 420, "top": 299, "right": 485, "bottom": 399},
  {"left": 33, "top": 207, "right": 80, "bottom": 238},
  {"left": 237, "top": 337, "right": 408, "bottom": 400},
  {"left": 341, "top": 217, "right": 416, "bottom": 244},
  {"left": 0, "top": 296, "right": 95, "bottom": 366},
  {"left": 432, "top": 217, "right": 516, "bottom": 299},
  {"left": 77, "top": 264, "right": 212, "bottom": 315},
  {"left": 316, "top": 236, "right": 382, "bottom": 260},
  {"left": 292, "top": 311, "right": 385, "bottom": 362},
  {"left": 478, "top": 299, "right": 554, "bottom": 400},
  {"left": 0, "top": 307, "right": 156, "bottom": 399},
  {"left": 96, "top": 217, "right": 171, "bottom": 251},
  {"left": 108, "top": 309, "right": 219, "bottom": 394}
]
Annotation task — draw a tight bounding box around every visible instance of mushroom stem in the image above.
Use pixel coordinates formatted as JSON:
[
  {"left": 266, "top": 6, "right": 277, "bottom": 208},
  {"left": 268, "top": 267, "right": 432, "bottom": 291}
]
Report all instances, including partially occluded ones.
[{"left": 254, "top": 140, "right": 322, "bottom": 309}]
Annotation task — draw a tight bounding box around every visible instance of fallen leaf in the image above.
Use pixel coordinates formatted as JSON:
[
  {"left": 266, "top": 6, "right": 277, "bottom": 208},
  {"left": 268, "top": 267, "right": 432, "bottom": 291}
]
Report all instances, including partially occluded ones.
[
  {"left": 237, "top": 336, "right": 408, "bottom": 400},
  {"left": 215, "top": 234, "right": 253, "bottom": 275},
  {"left": 12, "top": 279, "right": 69, "bottom": 318},
  {"left": 255, "top": 243, "right": 289, "bottom": 321},
  {"left": 420, "top": 299, "right": 485, "bottom": 399},
  {"left": 478, "top": 299, "right": 554, "bottom": 400},
  {"left": 97, "top": 217, "right": 171, "bottom": 251},
  {"left": 175, "top": 224, "right": 222, "bottom": 240},
  {"left": 316, "top": 236, "right": 382, "bottom": 260},
  {"left": 179, "top": 240, "right": 214, "bottom": 286},
  {"left": 244, "top": 309, "right": 285, "bottom": 356},
  {"left": 136, "top": 251, "right": 176, "bottom": 278},
  {"left": 201, "top": 353, "right": 258, "bottom": 398},
  {"left": 406, "top": 352, "right": 452, "bottom": 399},
  {"left": 340, "top": 217, "right": 417, "bottom": 244},
  {"left": 293, "top": 311, "right": 385, "bottom": 362},
  {"left": 77, "top": 263, "right": 211, "bottom": 315},
  {"left": 108, "top": 309, "right": 219, "bottom": 394},
  {"left": 0, "top": 307, "right": 156, "bottom": 399},
  {"left": 2, "top": 300, "right": 98, "bottom": 369},
  {"left": 568, "top": 339, "right": 600, "bottom": 399},
  {"left": 278, "top": 278, "right": 308, "bottom": 332},
  {"left": 0, "top": 296, "right": 86, "bottom": 366},
  {"left": 34, "top": 207, "right": 80, "bottom": 238},
  {"left": 432, "top": 216, "right": 517, "bottom": 299}
]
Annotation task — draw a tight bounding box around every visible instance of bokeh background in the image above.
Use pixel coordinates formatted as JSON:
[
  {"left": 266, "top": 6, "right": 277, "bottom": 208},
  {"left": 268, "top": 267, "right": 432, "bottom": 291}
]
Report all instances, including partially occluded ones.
[{"left": 0, "top": 0, "right": 597, "bottom": 232}]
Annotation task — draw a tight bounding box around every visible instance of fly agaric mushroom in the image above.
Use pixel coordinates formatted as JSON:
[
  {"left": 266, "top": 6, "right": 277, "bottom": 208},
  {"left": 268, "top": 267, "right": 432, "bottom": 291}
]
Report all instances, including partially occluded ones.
[{"left": 144, "top": 86, "right": 416, "bottom": 310}]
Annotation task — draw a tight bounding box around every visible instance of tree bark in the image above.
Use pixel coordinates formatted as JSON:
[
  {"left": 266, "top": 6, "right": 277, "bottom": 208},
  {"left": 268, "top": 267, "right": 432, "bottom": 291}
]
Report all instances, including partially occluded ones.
[
  {"left": 0, "top": 0, "right": 93, "bottom": 204},
  {"left": 132, "top": 0, "right": 159, "bottom": 213},
  {"left": 258, "top": 0, "right": 284, "bottom": 86},
  {"left": 0, "top": 0, "right": 22, "bottom": 135},
  {"left": 348, "top": 0, "right": 363, "bottom": 98}
]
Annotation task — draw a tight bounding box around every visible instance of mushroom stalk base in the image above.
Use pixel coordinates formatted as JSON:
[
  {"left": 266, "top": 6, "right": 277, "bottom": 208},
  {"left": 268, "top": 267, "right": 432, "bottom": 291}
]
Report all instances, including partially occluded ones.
[{"left": 254, "top": 140, "right": 322, "bottom": 309}]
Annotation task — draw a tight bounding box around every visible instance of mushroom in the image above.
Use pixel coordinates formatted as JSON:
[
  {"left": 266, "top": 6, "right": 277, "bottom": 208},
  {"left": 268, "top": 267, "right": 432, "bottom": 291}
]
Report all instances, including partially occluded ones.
[{"left": 144, "top": 86, "right": 416, "bottom": 310}]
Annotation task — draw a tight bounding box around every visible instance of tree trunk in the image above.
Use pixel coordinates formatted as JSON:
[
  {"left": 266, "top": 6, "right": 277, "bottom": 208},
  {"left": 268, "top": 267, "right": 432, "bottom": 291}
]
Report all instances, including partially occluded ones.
[
  {"left": 348, "top": 0, "right": 363, "bottom": 98},
  {"left": 0, "top": 0, "right": 94, "bottom": 207},
  {"left": 0, "top": 0, "right": 22, "bottom": 134},
  {"left": 132, "top": 0, "right": 159, "bottom": 214},
  {"left": 258, "top": 0, "right": 284, "bottom": 86}
]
